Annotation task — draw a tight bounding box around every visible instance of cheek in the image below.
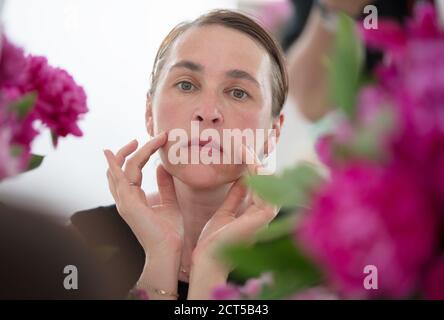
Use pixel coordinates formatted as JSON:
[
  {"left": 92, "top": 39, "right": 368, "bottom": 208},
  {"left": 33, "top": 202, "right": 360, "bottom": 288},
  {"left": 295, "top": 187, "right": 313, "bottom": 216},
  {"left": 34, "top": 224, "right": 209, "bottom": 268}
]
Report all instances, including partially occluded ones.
[
  {"left": 230, "top": 109, "right": 270, "bottom": 135},
  {"left": 153, "top": 96, "right": 187, "bottom": 133}
]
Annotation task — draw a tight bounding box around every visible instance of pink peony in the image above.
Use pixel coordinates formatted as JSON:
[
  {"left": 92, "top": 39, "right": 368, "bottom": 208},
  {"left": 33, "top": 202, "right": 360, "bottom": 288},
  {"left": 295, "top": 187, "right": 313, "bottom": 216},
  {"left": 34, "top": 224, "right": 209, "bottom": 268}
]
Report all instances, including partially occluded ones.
[
  {"left": 362, "top": 3, "right": 444, "bottom": 210},
  {"left": 296, "top": 164, "right": 437, "bottom": 299},
  {"left": 212, "top": 273, "right": 273, "bottom": 300},
  {"left": 0, "top": 126, "right": 21, "bottom": 180},
  {"left": 0, "top": 97, "right": 32, "bottom": 180},
  {"left": 0, "top": 34, "right": 88, "bottom": 180},
  {"left": 1, "top": 87, "right": 39, "bottom": 148},
  {"left": 21, "top": 55, "right": 88, "bottom": 144},
  {"left": 211, "top": 283, "right": 241, "bottom": 300},
  {"left": 239, "top": 272, "right": 273, "bottom": 297},
  {"left": 289, "top": 286, "right": 338, "bottom": 300},
  {"left": 360, "top": 3, "right": 444, "bottom": 124},
  {"left": 318, "top": 2, "right": 444, "bottom": 211},
  {"left": 0, "top": 35, "right": 28, "bottom": 87},
  {"left": 422, "top": 254, "right": 444, "bottom": 300},
  {"left": 297, "top": 2, "right": 444, "bottom": 300}
]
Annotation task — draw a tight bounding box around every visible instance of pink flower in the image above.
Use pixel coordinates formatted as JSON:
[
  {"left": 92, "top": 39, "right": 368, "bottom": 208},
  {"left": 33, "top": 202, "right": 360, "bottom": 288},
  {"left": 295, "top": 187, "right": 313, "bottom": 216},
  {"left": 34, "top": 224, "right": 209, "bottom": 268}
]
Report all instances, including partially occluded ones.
[
  {"left": 423, "top": 254, "right": 444, "bottom": 300},
  {"left": 212, "top": 273, "right": 273, "bottom": 300},
  {"left": 212, "top": 283, "right": 241, "bottom": 300},
  {"left": 1, "top": 87, "right": 39, "bottom": 148},
  {"left": 315, "top": 86, "right": 396, "bottom": 169},
  {"left": 360, "top": 3, "right": 444, "bottom": 121},
  {"left": 320, "top": 2, "right": 444, "bottom": 211},
  {"left": 296, "top": 164, "right": 437, "bottom": 299},
  {"left": 127, "top": 288, "right": 149, "bottom": 300},
  {"left": 22, "top": 55, "right": 88, "bottom": 144},
  {"left": 360, "top": 20, "right": 406, "bottom": 53},
  {"left": 0, "top": 35, "right": 28, "bottom": 87},
  {"left": 239, "top": 273, "right": 273, "bottom": 297},
  {"left": 302, "top": 2, "right": 444, "bottom": 300},
  {"left": 289, "top": 286, "right": 338, "bottom": 300},
  {"left": 0, "top": 95, "right": 32, "bottom": 180},
  {"left": 0, "top": 126, "right": 21, "bottom": 180},
  {"left": 360, "top": 3, "right": 444, "bottom": 51},
  {"left": 0, "top": 34, "right": 89, "bottom": 180},
  {"left": 256, "top": 0, "right": 292, "bottom": 30}
]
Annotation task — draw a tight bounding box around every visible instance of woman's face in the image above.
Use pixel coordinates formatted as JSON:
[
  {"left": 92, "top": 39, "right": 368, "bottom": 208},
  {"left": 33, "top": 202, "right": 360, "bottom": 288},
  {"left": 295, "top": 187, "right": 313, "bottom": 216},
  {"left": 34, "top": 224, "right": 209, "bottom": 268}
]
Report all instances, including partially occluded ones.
[{"left": 146, "top": 25, "right": 282, "bottom": 189}]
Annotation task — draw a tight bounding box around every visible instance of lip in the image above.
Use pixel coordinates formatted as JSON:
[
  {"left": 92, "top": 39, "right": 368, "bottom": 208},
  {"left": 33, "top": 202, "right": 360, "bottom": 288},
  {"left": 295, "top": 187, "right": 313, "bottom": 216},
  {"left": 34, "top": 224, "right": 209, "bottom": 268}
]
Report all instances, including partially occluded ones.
[{"left": 184, "top": 137, "right": 223, "bottom": 153}]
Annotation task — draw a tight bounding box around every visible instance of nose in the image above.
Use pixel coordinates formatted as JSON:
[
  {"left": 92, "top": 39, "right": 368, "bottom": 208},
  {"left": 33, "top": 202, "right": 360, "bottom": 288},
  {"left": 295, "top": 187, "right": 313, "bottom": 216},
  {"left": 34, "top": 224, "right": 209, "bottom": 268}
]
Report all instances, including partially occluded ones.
[{"left": 192, "top": 94, "right": 223, "bottom": 126}]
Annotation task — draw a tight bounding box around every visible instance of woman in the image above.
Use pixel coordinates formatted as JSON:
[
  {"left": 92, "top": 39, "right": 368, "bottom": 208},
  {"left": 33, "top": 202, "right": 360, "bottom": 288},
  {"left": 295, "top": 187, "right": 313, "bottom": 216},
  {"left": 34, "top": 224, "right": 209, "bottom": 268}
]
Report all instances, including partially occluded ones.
[{"left": 71, "top": 9, "right": 287, "bottom": 300}]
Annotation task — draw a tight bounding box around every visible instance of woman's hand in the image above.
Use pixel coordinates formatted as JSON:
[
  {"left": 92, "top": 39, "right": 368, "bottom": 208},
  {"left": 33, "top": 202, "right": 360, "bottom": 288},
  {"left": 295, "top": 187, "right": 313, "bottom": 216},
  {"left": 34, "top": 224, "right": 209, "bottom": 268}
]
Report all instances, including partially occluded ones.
[
  {"left": 187, "top": 145, "right": 279, "bottom": 299},
  {"left": 103, "top": 132, "right": 184, "bottom": 257},
  {"left": 104, "top": 132, "right": 185, "bottom": 299}
]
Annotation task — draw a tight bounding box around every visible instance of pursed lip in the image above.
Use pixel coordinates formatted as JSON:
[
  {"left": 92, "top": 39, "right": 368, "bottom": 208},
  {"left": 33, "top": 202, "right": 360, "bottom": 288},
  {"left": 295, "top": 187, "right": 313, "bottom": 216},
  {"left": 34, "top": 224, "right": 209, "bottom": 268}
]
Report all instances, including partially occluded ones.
[{"left": 183, "top": 137, "right": 223, "bottom": 153}]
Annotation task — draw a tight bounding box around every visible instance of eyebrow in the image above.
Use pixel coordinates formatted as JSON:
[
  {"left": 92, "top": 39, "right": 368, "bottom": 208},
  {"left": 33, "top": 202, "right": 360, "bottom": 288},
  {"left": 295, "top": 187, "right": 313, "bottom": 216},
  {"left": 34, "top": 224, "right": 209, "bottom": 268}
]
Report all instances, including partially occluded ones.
[
  {"left": 169, "top": 60, "right": 260, "bottom": 88},
  {"left": 226, "top": 69, "right": 260, "bottom": 88},
  {"left": 170, "top": 60, "right": 203, "bottom": 72}
]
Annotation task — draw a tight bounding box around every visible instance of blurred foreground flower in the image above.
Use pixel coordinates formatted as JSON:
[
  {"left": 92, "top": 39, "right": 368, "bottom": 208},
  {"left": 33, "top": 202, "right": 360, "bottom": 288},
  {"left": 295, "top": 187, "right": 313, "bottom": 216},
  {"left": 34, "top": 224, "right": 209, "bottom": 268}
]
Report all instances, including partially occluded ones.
[
  {"left": 212, "top": 273, "right": 273, "bottom": 300},
  {"left": 0, "top": 34, "right": 88, "bottom": 181},
  {"left": 218, "top": 2, "right": 444, "bottom": 300}
]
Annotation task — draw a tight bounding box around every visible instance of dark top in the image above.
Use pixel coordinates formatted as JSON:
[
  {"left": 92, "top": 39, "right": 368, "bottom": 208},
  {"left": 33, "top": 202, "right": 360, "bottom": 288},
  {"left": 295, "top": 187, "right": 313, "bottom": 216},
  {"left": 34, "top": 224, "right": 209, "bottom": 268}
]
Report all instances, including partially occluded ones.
[
  {"left": 0, "top": 202, "right": 121, "bottom": 299},
  {"left": 70, "top": 204, "right": 241, "bottom": 300}
]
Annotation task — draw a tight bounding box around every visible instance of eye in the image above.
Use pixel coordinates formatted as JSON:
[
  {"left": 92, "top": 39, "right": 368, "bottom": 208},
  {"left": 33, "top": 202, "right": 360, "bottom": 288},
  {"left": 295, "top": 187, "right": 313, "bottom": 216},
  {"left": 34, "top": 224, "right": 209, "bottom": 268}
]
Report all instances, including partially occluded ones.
[
  {"left": 230, "top": 88, "right": 249, "bottom": 101},
  {"left": 176, "top": 81, "right": 195, "bottom": 92}
]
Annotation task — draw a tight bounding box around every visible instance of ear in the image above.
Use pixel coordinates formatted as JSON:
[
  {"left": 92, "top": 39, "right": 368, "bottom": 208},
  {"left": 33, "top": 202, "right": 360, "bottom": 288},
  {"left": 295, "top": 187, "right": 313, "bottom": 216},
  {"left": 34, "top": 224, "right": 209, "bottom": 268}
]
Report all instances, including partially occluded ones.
[
  {"left": 145, "top": 94, "right": 154, "bottom": 137},
  {"left": 264, "top": 113, "right": 284, "bottom": 156}
]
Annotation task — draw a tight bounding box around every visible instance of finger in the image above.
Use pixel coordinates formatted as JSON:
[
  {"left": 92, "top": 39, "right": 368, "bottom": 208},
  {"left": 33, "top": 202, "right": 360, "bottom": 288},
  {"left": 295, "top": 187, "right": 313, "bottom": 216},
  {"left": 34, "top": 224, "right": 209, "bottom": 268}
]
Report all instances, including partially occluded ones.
[
  {"left": 238, "top": 144, "right": 274, "bottom": 209},
  {"left": 124, "top": 132, "right": 168, "bottom": 185},
  {"left": 216, "top": 179, "right": 248, "bottom": 217},
  {"left": 104, "top": 149, "right": 130, "bottom": 190},
  {"left": 106, "top": 169, "right": 119, "bottom": 201},
  {"left": 239, "top": 144, "right": 262, "bottom": 176},
  {"left": 156, "top": 164, "right": 178, "bottom": 206},
  {"left": 242, "top": 202, "right": 279, "bottom": 223},
  {"left": 115, "top": 139, "right": 139, "bottom": 167},
  {"left": 224, "top": 204, "right": 279, "bottom": 244},
  {"left": 104, "top": 149, "right": 148, "bottom": 217}
]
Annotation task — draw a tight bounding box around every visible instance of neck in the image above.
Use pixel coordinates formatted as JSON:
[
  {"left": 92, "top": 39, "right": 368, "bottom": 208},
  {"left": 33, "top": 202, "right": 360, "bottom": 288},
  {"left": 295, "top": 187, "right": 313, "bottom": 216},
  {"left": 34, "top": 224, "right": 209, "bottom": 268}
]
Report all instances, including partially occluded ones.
[{"left": 173, "top": 177, "right": 232, "bottom": 280}]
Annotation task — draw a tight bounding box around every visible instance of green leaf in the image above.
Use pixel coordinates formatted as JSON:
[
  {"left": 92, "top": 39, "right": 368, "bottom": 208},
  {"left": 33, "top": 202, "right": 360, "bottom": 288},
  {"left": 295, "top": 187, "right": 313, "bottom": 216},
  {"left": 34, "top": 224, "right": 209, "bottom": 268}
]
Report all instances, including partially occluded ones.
[
  {"left": 10, "top": 145, "right": 23, "bottom": 158},
  {"left": 245, "top": 163, "right": 324, "bottom": 209},
  {"left": 327, "top": 13, "right": 364, "bottom": 119},
  {"left": 255, "top": 212, "right": 298, "bottom": 242},
  {"left": 9, "top": 92, "right": 37, "bottom": 119},
  {"left": 25, "top": 154, "right": 45, "bottom": 172},
  {"left": 221, "top": 236, "right": 322, "bottom": 299},
  {"left": 8, "top": 147, "right": 45, "bottom": 173}
]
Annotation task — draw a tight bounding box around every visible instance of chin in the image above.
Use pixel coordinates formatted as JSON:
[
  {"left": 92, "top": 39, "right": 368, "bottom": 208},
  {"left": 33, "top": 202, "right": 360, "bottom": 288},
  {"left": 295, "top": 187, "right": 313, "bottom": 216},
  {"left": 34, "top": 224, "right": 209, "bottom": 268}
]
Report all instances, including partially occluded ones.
[
  {"left": 159, "top": 147, "right": 244, "bottom": 189},
  {"left": 165, "top": 162, "right": 243, "bottom": 190}
]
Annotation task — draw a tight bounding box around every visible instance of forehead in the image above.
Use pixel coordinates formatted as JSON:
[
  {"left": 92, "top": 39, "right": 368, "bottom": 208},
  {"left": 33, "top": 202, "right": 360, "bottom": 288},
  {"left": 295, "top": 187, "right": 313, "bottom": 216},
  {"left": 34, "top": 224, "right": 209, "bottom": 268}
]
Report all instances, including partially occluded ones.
[{"left": 166, "top": 25, "right": 271, "bottom": 79}]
